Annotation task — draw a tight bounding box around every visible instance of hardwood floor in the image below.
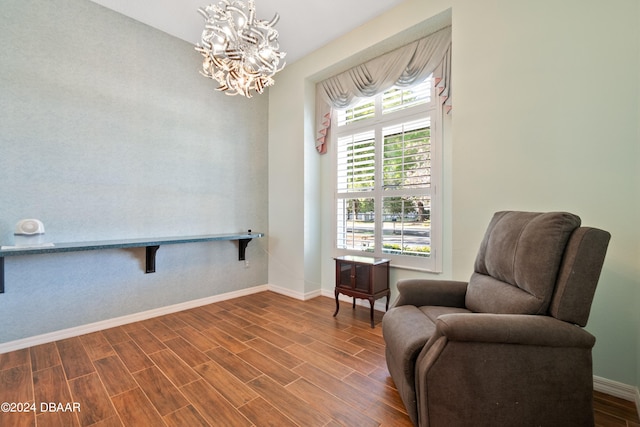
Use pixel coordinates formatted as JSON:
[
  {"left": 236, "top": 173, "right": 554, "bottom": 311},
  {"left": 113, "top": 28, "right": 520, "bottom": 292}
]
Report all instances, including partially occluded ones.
[
  {"left": 0, "top": 291, "right": 637, "bottom": 426},
  {"left": 594, "top": 391, "right": 640, "bottom": 427}
]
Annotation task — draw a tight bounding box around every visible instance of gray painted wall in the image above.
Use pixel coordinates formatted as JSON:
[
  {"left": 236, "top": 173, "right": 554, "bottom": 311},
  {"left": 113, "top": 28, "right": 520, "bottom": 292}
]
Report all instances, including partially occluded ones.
[{"left": 0, "top": 0, "right": 268, "bottom": 343}]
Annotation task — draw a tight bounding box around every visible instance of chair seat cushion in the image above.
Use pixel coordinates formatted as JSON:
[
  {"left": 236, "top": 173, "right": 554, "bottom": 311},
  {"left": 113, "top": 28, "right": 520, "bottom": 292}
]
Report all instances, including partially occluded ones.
[
  {"left": 383, "top": 305, "right": 471, "bottom": 385},
  {"left": 419, "top": 305, "right": 471, "bottom": 323}
]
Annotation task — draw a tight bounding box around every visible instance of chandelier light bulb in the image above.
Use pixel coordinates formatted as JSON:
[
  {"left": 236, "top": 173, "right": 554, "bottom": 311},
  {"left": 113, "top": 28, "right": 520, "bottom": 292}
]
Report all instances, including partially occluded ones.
[{"left": 195, "top": 0, "right": 286, "bottom": 97}]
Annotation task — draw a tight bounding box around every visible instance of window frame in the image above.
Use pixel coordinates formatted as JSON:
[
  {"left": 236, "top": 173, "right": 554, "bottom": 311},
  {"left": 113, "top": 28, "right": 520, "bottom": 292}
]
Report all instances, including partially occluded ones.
[{"left": 331, "top": 79, "right": 443, "bottom": 272}]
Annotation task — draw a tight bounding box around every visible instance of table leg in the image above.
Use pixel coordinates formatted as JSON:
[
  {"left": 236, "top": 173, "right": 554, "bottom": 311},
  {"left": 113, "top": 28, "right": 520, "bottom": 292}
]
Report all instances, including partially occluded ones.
[
  {"left": 333, "top": 288, "right": 340, "bottom": 317},
  {"left": 369, "top": 297, "right": 375, "bottom": 328}
]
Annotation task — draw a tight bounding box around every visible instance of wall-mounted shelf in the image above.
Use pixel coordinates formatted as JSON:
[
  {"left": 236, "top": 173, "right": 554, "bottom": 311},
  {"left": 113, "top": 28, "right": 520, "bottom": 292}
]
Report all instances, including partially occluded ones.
[{"left": 0, "top": 232, "right": 264, "bottom": 294}]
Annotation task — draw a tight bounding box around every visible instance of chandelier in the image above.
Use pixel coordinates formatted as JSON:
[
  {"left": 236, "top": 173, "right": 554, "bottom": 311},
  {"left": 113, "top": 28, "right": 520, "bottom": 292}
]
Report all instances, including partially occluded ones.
[{"left": 195, "top": 0, "right": 286, "bottom": 97}]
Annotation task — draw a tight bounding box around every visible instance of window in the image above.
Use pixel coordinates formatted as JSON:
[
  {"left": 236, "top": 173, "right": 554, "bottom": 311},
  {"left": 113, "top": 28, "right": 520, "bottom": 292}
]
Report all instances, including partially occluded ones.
[{"left": 333, "top": 77, "right": 441, "bottom": 271}]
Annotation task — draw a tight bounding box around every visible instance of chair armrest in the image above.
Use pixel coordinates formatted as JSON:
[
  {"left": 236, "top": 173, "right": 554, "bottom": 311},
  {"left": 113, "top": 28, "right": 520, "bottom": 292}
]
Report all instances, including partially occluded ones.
[
  {"left": 435, "top": 313, "right": 595, "bottom": 348},
  {"left": 393, "top": 279, "right": 468, "bottom": 308},
  {"left": 415, "top": 313, "right": 597, "bottom": 427}
]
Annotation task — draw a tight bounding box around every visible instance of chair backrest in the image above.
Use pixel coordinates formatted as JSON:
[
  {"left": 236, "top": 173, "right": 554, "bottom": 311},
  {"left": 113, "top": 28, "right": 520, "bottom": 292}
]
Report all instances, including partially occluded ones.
[
  {"left": 549, "top": 226, "right": 610, "bottom": 326},
  {"left": 465, "top": 211, "right": 610, "bottom": 325}
]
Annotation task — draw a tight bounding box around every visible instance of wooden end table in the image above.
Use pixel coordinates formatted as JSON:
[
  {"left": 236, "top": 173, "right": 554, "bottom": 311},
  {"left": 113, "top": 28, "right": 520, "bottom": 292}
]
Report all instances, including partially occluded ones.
[{"left": 333, "top": 255, "right": 390, "bottom": 328}]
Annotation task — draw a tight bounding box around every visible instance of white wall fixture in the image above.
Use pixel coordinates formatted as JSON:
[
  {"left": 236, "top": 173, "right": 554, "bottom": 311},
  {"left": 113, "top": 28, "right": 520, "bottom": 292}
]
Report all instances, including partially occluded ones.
[
  {"left": 195, "top": 0, "right": 286, "bottom": 97},
  {"left": 13, "top": 219, "right": 48, "bottom": 247},
  {"left": 15, "top": 219, "right": 45, "bottom": 235}
]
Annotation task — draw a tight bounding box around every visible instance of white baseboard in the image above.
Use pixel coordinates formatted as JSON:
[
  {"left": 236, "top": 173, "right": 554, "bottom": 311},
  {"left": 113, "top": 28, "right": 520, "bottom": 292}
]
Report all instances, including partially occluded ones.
[
  {"left": 593, "top": 375, "right": 640, "bottom": 414},
  {"left": 267, "top": 283, "right": 322, "bottom": 301},
  {"left": 270, "top": 287, "right": 389, "bottom": 311},
  {"left": 0, "top": 284, "right": 269, "bottom": 354}
]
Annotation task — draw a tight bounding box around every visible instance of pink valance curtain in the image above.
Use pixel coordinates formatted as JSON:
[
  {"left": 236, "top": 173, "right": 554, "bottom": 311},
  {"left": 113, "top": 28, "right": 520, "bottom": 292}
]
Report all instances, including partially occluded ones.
[{"left": 315, "top": 26, "right": 452, "bottom": 154}]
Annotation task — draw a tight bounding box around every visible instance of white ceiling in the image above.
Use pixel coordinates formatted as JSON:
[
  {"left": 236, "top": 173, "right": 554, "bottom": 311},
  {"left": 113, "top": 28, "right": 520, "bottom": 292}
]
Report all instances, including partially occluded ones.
[{"left": 89, "top": 0, "right": 407, "bottom": 64}]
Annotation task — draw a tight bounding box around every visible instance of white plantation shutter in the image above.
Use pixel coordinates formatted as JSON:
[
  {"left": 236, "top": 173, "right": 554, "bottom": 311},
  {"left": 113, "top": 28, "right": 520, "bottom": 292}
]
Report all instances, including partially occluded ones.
[
  {"left": 382, "top": 196, "right": 431, "bottom": 258},
  {"left": 382, "top": 118, "right": 431, "bottom": 190},
  {"left": 337, "top": 100, "right": 375, "bottom": 127},
  {"left": 382, "top": 79, "right": 431, "bottom": 116},
  {"left": 336, "top": 197, "right": 375, "bottom": 252},
  {"left": 336, "top": 130, "right": 375, "bottom": 192},
  {"left": 333, "top": 77, "right": 441, "bottom": 271}
]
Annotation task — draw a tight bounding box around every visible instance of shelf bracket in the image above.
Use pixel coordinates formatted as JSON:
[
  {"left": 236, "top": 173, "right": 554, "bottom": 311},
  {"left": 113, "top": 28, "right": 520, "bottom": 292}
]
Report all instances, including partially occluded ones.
[
  {"left": 0, "top": 258, "right": 4, "bottom": 294},
  {"left": 145, "top": 245, "right": 160, "bottom": 273},
  {"left": 238, "top": 238, "right": 252, "bottom": 261}
]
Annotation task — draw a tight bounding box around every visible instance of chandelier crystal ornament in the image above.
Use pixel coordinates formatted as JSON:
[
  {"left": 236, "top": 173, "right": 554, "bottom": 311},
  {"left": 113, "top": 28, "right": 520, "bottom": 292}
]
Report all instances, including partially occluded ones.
[{"left": 195, "top": 0, "right": 286, "bottom": 97}]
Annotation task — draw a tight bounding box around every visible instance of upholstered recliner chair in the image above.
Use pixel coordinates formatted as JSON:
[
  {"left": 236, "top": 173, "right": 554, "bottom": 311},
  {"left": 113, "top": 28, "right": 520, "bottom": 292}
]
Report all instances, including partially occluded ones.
[{"left": 382, "top": 211, "right": 610, "bottom": 427}]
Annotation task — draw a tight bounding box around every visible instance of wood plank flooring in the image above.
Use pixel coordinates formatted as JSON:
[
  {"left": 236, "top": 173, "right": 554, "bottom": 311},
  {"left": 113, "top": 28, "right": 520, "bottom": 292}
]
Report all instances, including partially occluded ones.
[{"left": 0, "top": 291, "right": 637, "bottom": 426}]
